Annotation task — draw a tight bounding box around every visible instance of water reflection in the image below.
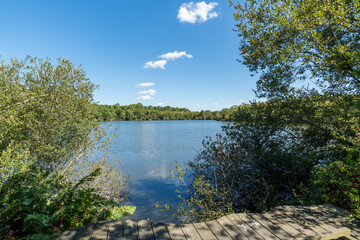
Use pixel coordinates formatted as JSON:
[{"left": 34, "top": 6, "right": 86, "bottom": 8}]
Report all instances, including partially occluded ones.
[
  {"left": 106, "top": 120, "right": 224, "bottom": 222},
  {"left": 140, "top": 122, "right": 156, "bottom": 159}
]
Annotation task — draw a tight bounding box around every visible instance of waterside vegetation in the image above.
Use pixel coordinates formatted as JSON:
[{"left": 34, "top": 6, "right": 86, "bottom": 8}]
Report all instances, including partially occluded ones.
[
  {"left": 159, "top": 0, "right": 360, "bottom": 223},
  {"left": 0, "top": 57, "right": 134, "bottom": 239}
]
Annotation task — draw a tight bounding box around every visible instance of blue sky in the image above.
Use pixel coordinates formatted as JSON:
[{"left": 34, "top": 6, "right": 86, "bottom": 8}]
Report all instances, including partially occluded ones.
[{"left": 0, "top": 0, "right": 256, "bottom": 111}]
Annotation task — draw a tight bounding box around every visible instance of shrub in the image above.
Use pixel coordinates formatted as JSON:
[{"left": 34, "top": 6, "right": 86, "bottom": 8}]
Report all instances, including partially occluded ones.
[
  {"left": 311, "top": 124, "right": 360, "bottom": 220},
  {"left": 0, "top": 165, "right": 135, "bottom": 239},
  {"left": 0, "top": 57, "right": 133, "bottom": 239}
]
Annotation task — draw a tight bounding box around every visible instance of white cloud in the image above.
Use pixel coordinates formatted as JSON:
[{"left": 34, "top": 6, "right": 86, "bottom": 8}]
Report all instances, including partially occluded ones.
[
  {"left": 138, "top": 89, "right": 156, "bottom": 96},
  {"left": 177, "top": 1, "right": 219, "bottom": 23},
  {"left": 144, "top": 51, "right": 192, "bottom": 70},
  {"left": 144, "top": 60, "right": 167, "bottom": 69},
  {"left": 159, "top": 51, "right": 193, "bottom": 61},
  {"left": 137, "top": 82, "right": 155, "bottom": 87},
  {"left": 214, "top": 102, "right": 219, "bottom": 106},
  {"left": 157, "top": 102, "right": 164, "bottom": 106},
  {"left": 136, "top": 95, "right": 153, "bottom": 100}
]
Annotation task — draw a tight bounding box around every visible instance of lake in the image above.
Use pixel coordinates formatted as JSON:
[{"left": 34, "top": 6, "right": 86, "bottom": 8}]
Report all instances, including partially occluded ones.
[{"left": 105, "top": 120, "right": 224, "bottom": 222}]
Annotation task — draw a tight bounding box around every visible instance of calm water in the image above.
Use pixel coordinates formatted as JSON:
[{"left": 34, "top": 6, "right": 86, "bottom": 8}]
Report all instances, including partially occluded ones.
[{"left": 105, "top": 120, "right": 224, "bottom": 222}]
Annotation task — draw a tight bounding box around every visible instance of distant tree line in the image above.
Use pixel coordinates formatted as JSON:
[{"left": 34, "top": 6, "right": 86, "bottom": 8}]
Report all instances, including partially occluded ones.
[{"left": 92, "top": 103, "right": 239, "bottom": 122}]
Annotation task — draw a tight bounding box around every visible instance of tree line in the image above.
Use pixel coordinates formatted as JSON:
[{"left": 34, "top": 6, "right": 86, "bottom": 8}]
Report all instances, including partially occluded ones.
[{"left": 93, "top": 103, "right": 238, "bottom": 122}]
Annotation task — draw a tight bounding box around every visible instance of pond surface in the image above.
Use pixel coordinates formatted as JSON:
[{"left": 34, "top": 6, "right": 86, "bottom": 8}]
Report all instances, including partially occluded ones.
[{"left": 105, "top": 120, "right": 224, "bottom": 222}]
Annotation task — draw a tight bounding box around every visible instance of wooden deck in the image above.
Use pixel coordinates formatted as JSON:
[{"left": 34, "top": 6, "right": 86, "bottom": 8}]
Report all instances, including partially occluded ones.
[{"left": 58, "top": 204, "right": 359, "bottom": 240}]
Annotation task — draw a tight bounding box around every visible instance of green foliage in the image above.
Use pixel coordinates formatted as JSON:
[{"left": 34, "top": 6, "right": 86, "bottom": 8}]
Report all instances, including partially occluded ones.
[
  {"left": 157, "top": 162, "right": 234, "bottom": 223},
  {"left": 165, "top": 0, "right": 360, "bottom": 223},
  {"left": 234, "top": 94, "right": 360, "bottom": 162},
  {"left": 232, "top": 0, "right": 360, "bottom": 98},
  {"left": 202, "top": 0, "right": 360, "bottom": 221},
  {"left": 171, "top": 94, "right": 360, "bottom": 221},
  {"left": 229, "top": 67, "right": 360, "bottom": 220},
  {"left": 0, "top": 165, "right": 135, "bottom": 239},
  {"left": 0, "top": 142, "right": 33, "bottom": 182},
  {"left": 311, "top": 124, "right": 360, "bottom": 220},
  {"left": 108, "top": 206, "right": 136, "bottom": 219},
  {"left": 191, "top": 124, "right": 313, "bottom": 212},
  {"left": 0, "top": 57, "right": 132, "bottom": 239},
  {"left": 313, "top": 160, "right": 360, "bottom": 219},
  {"left": 92, "top": 103, "right": 237, "bottom": 122},
  {"left": 161, "top": 0, "right": 360, "bottom": 221},
  {"left": 0, "top": 56, "right": 97, "bottom": 169}
]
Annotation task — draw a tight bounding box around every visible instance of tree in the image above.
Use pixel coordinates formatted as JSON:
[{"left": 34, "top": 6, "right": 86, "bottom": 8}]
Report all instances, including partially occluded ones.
[
  {"left": 0, "top": 56, "right": 97, "bottom": 169},
  {"left": 232, "top": 0, "right": 360, "bottom": 98},
  {"left": 0, "top": 56, "right": 131, "bottom": 238},
  {"left": 1, "top": 56, "right": 128, "bottom": 198},
  {"left": 166, "top": 0, "right": 360, "bottom": 222}
]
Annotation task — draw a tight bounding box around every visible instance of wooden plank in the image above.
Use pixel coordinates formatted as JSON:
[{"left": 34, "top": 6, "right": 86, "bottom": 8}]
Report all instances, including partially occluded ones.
[
  {"left": 226, "top": 214, "right": 263, "bottom": 240},
  {"left": 216, "top": 216, "right": 249, "bottom": 240},
  {"left": 75, "top": 224, "right": 95, "bottom": 240},
  {"left": 152, "top": 222, "right": 171, "bottom": 240},
  {"left": 180, "top": 224, "right": 202, "bottom": 240},
  {"left": 285, "top": 205, "right": 360, "bottom": 239},
  {"left": 316, "top": 205, "right": 360, "bottom": 239},
  {"left": 269, "top": 210, "right": 318, "bottom": 237},
  {"left": 276, "top": 204, "right": 344, "bottom": 229},
  {"left": 319, "top": 227, "right": 351, "bottom": 240},
  {"left": 278, "top": 205, "right": 339, "bottom": 233},
  {"left": 124, "top": 219, "right": 139, "bottom": 240},
  {"left": 280, "top": 205, "right": 355, "bottom": 239},
  {"left": 166, "top": 223, "right": 186, "bottom": 240},
  {"left": 263, "top": 212, "right": 305, "bottom": 238},
  {"left": 278, "top": 206, "right": 330, "bottom": 236},
  {"left": 295, "top": 210, "right": 339, "bottom": 233},
  {"left": 292, "top": 204, "right": 350, "bottom": 219},
  {"left": 344, "top": 236, "right": 357, "bottom": 240},
  {"left": 91, "top": 220, "right": 109, "bottom": 240},
  {"left": 58, "top": 229, "right": 78, "bottom": 240},
  {"left": 55, "top": 204, "right": 359, "bottom": 240},
  {"left": 205, "top": 220, "right": 232, "bottom": 240},
  {"left": 298, "top": 227, "right": 351, "bottom": 240},
  {"left": 108, "top": 219, "right": 123, "bottom": 240},
  {"left": 248, "top": 213, "right": 293, "bottom": 239},
  {"left": 302, "top": 205, "right": 359, "bottom": 229},
  {"left": 237, "top": 213, "right": 279, "bottom": 239},
  {"left": 193, "top": 222, "right": 217, "bottom": 240},
  {"left": 138, "top": 220, "right": 154, "bottom": 240}
]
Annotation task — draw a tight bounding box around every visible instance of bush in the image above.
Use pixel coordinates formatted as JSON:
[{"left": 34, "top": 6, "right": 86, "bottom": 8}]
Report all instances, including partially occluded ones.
[
  {"left": 158, "top": 162, "right": 234, "bottom": 223},
  {"left": 163, "top": 123, "right": 313, "bottom": 222},
  {"left": 189, "top": 124, "right": 313, "bottom": 213},
  {"left": 0, "top": 165, "right": 135, "bottom": 239},
  {"left": 0, "top": 57, "right": 133, "bottom": 239},
  {"left": 311, "top": 125, "right": 360, "bottom": 220},
  {"left": 170, "top": 97, "right": 360, "bottom": 222}
]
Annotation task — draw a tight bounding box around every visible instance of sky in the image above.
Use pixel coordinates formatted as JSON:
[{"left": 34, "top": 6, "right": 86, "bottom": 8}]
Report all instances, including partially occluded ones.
[{"left": 0, "top": 0, "right": 257, "bottom": 111}]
